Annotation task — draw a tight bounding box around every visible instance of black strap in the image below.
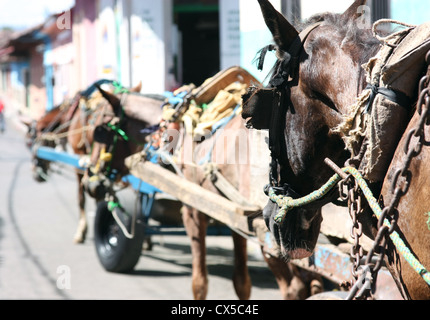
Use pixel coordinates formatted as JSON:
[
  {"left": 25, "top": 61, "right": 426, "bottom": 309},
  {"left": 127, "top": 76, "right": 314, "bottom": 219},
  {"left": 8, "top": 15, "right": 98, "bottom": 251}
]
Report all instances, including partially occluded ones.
[
  {"left": 268, "top": 91, "right": 281, "bottom": 156},
  {"left": 257, "top": 46, "right": 292, "bottom": 89},
  {"left": 257, "top": 45, "right": 276, "bottom": 71},
  {"left": 81, "top": 79, "right": 114, "bottom": 98},
  {"left": 364, "top": 84, "right": 412, "bottom": 114},
  {"left": 262, "top": 22, "right": 322, "bottom": 190},
  {"left": 270, "top": 52, "right": 293, "bottom": 88}
]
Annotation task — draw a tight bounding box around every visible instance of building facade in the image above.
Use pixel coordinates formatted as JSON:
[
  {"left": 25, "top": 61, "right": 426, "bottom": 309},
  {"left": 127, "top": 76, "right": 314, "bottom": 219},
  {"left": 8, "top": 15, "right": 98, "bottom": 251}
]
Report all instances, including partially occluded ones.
[{"left": 0, "top": 0, "right": 428, "bottom": 119}]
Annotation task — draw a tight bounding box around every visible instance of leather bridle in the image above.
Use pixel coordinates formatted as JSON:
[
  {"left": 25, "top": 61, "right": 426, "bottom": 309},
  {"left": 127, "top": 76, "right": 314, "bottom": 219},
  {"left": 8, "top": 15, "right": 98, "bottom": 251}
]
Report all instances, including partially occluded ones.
[{"left": 249, "top": 22, "right": 323, "bottom": 200}]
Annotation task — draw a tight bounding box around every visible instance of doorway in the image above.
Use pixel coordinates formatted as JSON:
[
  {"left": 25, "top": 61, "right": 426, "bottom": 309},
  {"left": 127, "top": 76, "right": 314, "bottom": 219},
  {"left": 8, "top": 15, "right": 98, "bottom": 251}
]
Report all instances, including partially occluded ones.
[{"left": 174, "top": 2, "right": 220, "bottom": 86}]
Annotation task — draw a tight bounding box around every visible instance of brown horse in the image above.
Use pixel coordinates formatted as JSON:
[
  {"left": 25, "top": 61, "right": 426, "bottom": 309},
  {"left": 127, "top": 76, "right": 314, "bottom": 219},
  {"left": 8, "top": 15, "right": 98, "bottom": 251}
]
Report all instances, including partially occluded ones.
[
  {"left": 151, "top": 70, "right": 323, "bottom": 300},
  {"left": 243, "top": 0, "right": 430, "bottom": 299},
  {"left": 83, "top": 85, "right": 165, "bottom": 191},
  {"left": 26, "top": 80, "right": 160, "bottom": 244},
  {"left": 66, "top": 82, "right": 164, "bottom": 245},
  {"left": 378, "top": 88, "right": 430, "bottom": 299}
]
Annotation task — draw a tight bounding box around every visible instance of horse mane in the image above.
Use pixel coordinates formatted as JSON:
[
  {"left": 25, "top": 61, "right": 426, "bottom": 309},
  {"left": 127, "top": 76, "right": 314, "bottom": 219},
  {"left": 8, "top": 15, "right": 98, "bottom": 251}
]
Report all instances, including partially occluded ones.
[
  {"left": 300, "top": 12, "right": 381, "bottom": 65},
  {"left": 127, "top": 91, "right": 165, "bottom": 102},
  {"left": 257, "top": 12, "right": 381, "bottom": 88}
]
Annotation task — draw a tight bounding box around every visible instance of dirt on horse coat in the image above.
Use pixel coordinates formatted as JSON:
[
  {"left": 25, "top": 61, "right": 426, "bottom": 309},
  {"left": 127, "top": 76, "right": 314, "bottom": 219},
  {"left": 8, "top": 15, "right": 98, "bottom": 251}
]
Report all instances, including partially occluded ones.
[{"left": 243, "top": 0, "right": 430, "bottom": 299}]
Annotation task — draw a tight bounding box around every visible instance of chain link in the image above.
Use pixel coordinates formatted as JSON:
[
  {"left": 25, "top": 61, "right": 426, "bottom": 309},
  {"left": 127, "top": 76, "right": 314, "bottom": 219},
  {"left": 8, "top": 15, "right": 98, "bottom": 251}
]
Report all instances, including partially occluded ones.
[{"left": 344, "top": 50, "right": 430, "bottom": 300}]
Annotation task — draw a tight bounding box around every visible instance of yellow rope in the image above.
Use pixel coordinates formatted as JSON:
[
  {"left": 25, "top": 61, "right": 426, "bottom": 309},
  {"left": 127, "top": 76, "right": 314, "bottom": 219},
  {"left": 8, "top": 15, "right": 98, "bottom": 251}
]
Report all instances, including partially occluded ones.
[{"left": 41, "top": 125, "right": 93, "bottom": 140}]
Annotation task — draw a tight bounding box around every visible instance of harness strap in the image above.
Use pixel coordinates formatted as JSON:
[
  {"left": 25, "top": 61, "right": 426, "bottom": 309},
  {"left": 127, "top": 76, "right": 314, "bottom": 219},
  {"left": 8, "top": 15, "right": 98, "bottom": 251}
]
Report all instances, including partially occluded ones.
[
  {"left": 264, "top": 22, "right": 322, "bottom": 190},
  {"left": 287, "top": 22, "right": 323, "bottom": 82},
  {"left": 258, "top": 22, "right": 323, "bottom": 88},
  {"left": 198, "top": 105, "right": 240, "bottom": 166},
  {"left": 107, "top": 122, "right": 129, "bottom": 141},
  {"left": 64, "top": 94, "right": 82, "bottom": 124},
  {"left": 364, "top": 84, "right": 412, "bottom": 114},
  {"left": 205, "top": 164, "right": 260, "bottom": 210},
  {"left": 257, "top": 45, "right": 276, "bottom": 71}
]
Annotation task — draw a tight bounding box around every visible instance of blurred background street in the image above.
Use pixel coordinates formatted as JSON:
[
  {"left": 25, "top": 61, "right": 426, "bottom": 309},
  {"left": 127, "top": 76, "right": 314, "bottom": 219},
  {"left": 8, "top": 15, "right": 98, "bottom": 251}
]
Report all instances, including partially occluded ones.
[{"left": 0, "top": 115, "right": 283, "bottom": 300}]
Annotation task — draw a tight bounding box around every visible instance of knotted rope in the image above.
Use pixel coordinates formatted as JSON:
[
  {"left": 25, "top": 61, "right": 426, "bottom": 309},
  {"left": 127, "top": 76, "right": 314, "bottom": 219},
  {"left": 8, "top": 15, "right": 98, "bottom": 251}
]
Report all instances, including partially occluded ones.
[{"left": 269, "top": 166, "right": 430, "bottom": 287}]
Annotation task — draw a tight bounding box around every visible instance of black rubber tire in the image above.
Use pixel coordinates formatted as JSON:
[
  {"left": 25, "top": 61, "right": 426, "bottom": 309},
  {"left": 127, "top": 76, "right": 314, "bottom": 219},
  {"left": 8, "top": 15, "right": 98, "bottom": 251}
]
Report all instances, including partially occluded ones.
[{"left": 94, "top": 200, "right": 144, "bottom": 273}]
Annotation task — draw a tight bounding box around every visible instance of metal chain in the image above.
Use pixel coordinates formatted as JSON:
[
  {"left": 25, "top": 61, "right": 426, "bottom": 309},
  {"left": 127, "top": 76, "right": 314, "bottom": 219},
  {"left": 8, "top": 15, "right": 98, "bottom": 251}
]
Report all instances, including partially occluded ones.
[
  {"left": 349, "top": 180, "right": 364, "bottom": 280},
  {"left": 346, "top": 50, "right": 430, "bottom": 300},
  {"left": 336, "top": 165, "right": 369, "bottom": 298}
]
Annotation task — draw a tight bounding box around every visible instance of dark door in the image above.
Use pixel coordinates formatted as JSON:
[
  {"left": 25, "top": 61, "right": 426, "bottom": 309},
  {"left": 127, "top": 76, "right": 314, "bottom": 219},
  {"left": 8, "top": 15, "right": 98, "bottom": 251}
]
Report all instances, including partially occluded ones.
[{"left": 175, "top": 2, "right": 220, "bottom": 86}]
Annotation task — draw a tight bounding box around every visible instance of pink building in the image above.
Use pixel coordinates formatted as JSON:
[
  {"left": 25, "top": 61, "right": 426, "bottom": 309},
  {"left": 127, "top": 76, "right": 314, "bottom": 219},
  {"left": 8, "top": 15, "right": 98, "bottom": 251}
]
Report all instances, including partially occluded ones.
[
  {"left": 72, "top": 0, "right": 98, "bottom": 92},
  {"left": 42, "top": 14, "right": 75, "bottom": 107}
]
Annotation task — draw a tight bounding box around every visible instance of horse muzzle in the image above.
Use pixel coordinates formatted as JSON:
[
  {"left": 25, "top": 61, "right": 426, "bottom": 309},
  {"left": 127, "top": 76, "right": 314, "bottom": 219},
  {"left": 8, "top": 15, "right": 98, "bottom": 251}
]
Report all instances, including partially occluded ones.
[{"left": 263, "top": 200, "right": 321, "bottom": 261}]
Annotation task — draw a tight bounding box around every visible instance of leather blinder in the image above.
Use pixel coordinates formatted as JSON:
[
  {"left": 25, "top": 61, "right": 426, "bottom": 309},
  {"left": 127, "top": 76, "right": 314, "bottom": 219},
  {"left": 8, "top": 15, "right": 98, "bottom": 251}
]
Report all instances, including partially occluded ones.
[
  {"left": 93, "top": 125, "right": 114, "bottom": 145},
  {"left": 242, "top": 86, "right": 280, "bottom": 130}
]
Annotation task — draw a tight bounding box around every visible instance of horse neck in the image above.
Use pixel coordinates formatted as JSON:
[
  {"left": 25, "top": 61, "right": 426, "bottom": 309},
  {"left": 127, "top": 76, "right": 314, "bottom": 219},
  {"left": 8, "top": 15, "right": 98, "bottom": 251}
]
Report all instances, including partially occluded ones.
[
  {"left": 122, "top": 94, "right": 163, "bottom": 126},
  {"left": 37, "top": 108, "right": 64, "bottom": 133}
]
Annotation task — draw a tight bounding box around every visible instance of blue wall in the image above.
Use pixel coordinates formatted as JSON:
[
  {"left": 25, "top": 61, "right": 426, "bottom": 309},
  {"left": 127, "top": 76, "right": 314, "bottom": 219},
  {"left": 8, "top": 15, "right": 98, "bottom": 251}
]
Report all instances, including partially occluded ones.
[
  {"left": 10, "top": 61, "right": 29, "bottom": 88},
  {"left": 390, "top": 0, "right": 429, "bottom": 26}
]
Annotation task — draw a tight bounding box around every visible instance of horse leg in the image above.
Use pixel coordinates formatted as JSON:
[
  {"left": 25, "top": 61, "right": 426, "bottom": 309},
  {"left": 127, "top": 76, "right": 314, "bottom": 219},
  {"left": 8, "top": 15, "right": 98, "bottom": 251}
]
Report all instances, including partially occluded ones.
[
  {"left": 262, "top": 252, "right": 294, "bottom": 299},
  {"left": 73, "top": 172, "right": 88, "bottom": 244},
  {"left": 182, "top": 205, "right": 208, "bottom": 300},
  {"left": 261, "top": 250, "right": 323, "bottom": 300},
  {"left": 232, "top": 231, "right": 252, "bottom": 299}
]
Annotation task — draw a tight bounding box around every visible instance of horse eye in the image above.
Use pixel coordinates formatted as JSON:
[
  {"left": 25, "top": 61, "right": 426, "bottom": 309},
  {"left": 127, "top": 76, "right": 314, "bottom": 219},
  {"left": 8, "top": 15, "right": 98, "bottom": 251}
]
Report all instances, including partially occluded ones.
[{"left": 312, "top": 90, "right": 338, "bottom": 112}]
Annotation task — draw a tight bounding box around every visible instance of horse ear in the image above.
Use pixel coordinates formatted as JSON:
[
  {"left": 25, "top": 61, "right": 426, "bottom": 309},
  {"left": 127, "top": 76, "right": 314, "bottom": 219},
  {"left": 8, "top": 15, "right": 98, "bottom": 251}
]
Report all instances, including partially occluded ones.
[
  {"left": 341, "top": 0, "right": 368, "bottom": 20},
  {"left": 257, "top": 0, "right": 298, "bottom": 51},
  {"left": 19, "top": 116, "right": 34, "bottom": 127},
  {"left": 130, "top": 81, "right": 142, "bottom": 93},
  {"left": 95, "top": 84, "right": 121, "bottom": 113}
]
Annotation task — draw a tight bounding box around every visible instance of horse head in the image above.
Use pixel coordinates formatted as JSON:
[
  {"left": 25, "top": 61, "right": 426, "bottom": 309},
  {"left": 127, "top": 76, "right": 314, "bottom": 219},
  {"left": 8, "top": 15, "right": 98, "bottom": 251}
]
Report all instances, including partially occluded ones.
[
  {"left": 243, "top": 0, "right": 380, "bottom": 261},
  {"left": 23, "top": 105, "right": 71, "bottom": 182},
  {"left": 83, "top": 84, "right": 164, "bottom": 198}
]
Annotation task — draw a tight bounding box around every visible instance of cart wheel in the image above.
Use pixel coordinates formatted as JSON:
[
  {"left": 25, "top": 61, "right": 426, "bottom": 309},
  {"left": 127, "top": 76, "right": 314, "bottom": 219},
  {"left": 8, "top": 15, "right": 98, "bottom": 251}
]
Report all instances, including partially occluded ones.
[{"left": 94, "top": 201, "right": 144, "bottom": 273}]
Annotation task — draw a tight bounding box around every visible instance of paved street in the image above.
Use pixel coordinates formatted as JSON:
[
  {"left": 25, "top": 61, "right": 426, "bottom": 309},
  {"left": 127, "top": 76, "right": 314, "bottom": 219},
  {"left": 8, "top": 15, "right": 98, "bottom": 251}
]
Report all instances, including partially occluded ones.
[{"left": 0, "top": 115, "right": 283, "bottom": 300}]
